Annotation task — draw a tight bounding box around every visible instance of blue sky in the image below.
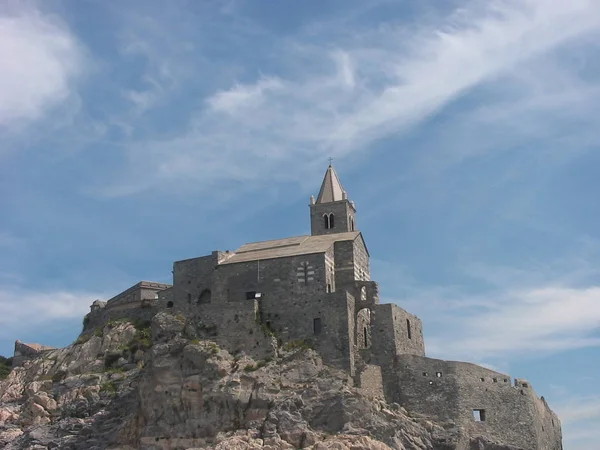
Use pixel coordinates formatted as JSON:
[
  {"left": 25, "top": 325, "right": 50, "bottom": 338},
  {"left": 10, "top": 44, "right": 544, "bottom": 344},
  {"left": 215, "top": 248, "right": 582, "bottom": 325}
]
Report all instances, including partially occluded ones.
[{"left": 1, "top": 0, "right": 599, "bottom": 447}]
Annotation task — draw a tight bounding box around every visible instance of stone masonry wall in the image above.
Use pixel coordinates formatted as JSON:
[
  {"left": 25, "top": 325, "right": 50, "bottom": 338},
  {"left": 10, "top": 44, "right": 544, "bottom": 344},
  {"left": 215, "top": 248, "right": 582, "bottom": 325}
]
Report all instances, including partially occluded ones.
[
  {"left": 384, "top": 354, "right": 563, "bottom": 450},
  {"left": 353, "top": 235, "right": 370, "bottom": 281},
  {"left": 310, "top": 200, "right": 356, "bottom": 236},
  {"left": 370, "top": 304, "right": 425, "bottom": 364},
  {"left": 172, "top": 253, "right": 219, "bottom": 306},
  {"left": 169, "top": 250, "right": 356, "bottom": 372},
  {"left": 189, "top": 300, "right": 277, "bottom": 361},
  {"left": 334, "top": 240, "right": 357, "bottom": 290}
]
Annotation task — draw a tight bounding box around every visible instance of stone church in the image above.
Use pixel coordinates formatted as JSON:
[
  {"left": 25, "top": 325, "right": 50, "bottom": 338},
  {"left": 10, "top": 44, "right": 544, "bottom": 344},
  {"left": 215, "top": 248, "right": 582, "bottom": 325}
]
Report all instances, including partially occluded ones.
[{"left": 21, "top": 164, "right": 563, "bottom": 450}]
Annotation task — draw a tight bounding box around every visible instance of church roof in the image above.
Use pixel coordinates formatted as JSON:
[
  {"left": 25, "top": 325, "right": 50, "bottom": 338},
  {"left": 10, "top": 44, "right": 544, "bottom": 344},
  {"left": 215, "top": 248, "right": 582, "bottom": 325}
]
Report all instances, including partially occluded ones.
[
  {"left": 316, "top": 164, "right": 346, "bottom": 203},
  {"left": 219, "top": 231, "right": 361, "bottom": 264}
]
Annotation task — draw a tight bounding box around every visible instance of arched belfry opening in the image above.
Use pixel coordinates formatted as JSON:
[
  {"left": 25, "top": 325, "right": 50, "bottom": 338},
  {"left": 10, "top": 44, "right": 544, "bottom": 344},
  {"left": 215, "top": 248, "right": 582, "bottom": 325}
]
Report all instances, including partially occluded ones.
[
  {"left": 323, "top": 214, "right": 330, "bottom": 229},
  {"left": 329, "top": 213, "right": 335, "bottom": 228}
]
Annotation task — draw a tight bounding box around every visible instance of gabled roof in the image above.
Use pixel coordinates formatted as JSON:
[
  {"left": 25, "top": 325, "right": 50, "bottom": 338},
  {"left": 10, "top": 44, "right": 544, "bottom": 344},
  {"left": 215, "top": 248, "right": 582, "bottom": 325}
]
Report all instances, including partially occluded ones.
[
  {"left": 219, "top": 231, "right": 361, "bottom": 264},
  {"left": 316, "top": 164, "right": 346, "bottom": 203}
]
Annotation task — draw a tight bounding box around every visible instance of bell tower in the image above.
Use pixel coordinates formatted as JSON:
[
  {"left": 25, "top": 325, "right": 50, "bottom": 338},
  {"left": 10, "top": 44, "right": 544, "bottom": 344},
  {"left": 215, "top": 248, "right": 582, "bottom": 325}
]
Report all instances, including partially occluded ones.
[{"left": 309, "top": 164, "right": 357, "bottom": 236}]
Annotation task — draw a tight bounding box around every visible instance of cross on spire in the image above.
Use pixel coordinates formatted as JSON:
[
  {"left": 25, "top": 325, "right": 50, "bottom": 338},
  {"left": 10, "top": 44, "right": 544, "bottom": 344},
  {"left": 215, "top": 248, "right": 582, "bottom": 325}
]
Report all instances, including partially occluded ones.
[{"left": 328, "top": 157, "right": 333, "bottom": 166}]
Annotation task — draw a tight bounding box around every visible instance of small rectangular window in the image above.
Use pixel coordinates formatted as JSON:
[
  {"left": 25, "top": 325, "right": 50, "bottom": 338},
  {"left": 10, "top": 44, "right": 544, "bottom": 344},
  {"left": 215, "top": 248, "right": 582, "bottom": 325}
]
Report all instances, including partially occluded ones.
[
  {"left": 473, "top": 409, "right": 486, "bottom": 422},
  {"left": 313, "top": 318, "right": 322, "bottom": 335},
  {"left": 245, "top": 291, "right": 256, "bottom": 300}
]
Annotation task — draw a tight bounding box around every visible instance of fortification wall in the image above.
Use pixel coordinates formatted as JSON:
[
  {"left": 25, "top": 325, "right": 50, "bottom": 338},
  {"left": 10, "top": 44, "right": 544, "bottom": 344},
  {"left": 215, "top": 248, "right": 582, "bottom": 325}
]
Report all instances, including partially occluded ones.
[
  {"left": 370, "top": 304, "right": 425, "bottom": 364},
  {"left": 104, "top": 282, "right": 171, "bottom": 311},
  {"left": 84, "top": 305, "right": 157, "bottom": 334},
  {"left": 385, "top": 355, "right": 562, "bottom": 450}
]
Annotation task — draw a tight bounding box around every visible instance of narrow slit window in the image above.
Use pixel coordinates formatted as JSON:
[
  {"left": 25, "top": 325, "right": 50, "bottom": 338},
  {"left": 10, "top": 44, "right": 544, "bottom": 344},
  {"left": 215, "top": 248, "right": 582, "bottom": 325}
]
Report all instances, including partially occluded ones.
[
  {"left": 406, "top": 319, "right": 412, "bottom": 340},
  {"left": 187, "top": 293, "right": 191, "bottom": 303},
  {"left": 363, "top": 327, "right": 368, "bottom": 347},
  {"left": 313, "top": 318, "right": 322, "bottom": 335},
  {"left": 472, "top": 409, "right": 486, "bottom": 422}
]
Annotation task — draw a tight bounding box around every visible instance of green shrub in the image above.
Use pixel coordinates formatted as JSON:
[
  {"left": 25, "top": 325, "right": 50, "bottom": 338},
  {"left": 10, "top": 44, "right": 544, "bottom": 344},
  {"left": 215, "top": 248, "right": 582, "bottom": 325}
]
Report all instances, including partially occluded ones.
[
  {"left": 100, "top": 381, "right": 117, "bottom": 395},
  {"left": 261, "top": 323, "right": 275, "bottom": 337},
  {"left": 104, "top": 353, "right": 121, "bottom": 369},
  {"left": 282, "top": 340, "right": 313, "bottom": 352},
  {"left": 0, "top": 357, "right": 12, "bottom": 380},
  {"left": 243, "top": 360, "right": 267, "bottom": 372},
  {"left": 74, "top": 334, "right": 91, "bottom": 345},
  {"left": 52, "top": 370, "right": 67, "bottom": 383},
  {"left": 82, "top": 314, "right": 90, "bottom": 330},
  {"left": 106, "top": 318, "right": 130, "bottom": 329}
]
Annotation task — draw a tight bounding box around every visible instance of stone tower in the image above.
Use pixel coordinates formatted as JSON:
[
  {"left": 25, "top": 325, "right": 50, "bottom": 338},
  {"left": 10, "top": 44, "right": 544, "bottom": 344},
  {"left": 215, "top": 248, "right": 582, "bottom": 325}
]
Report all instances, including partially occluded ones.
[{"left": 310, "top": 164, "right": 357, "bottom": 236}]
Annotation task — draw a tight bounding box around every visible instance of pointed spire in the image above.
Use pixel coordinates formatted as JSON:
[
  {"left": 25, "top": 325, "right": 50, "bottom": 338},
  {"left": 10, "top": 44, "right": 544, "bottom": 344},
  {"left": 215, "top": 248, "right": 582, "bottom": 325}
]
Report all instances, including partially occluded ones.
[{"left": 316, "top": 164, "right": 346, "bottom": 204}]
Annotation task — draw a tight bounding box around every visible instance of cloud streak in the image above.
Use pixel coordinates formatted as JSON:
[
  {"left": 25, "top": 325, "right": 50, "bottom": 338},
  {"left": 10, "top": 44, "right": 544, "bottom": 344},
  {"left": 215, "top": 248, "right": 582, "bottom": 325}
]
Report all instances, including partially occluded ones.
[
  {"left": 91, "top": 0, "right": 600, "bottom": 198},
  {"left": 0, "top": 2, "right": 84, "bottom": 130}
]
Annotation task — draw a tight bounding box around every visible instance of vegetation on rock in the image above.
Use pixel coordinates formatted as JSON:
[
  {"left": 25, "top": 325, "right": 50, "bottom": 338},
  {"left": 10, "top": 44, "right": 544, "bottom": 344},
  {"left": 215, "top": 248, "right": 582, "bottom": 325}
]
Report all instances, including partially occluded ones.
[{"left": 0, "top": 355, "right": 12, "bottom": 380}]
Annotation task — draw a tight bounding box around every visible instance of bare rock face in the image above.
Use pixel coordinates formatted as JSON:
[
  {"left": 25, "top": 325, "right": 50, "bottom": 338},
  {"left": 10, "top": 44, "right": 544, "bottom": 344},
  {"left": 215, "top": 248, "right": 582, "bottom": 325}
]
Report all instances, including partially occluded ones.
[{"left": 0, "top": 313, "right": 524, "bottom": 450}]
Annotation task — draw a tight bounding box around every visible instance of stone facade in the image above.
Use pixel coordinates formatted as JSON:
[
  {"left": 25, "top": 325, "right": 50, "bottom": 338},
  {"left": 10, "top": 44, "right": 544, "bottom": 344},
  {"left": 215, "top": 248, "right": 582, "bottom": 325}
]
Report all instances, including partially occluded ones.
[{"left": 21, "top": 164, "right": 562, "bottom": 450}]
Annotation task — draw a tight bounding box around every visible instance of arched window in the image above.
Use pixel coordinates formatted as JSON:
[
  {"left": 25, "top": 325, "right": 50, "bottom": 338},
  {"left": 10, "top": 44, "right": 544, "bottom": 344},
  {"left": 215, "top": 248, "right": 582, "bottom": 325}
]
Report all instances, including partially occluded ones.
[
  {"left": 323, "top": 214, "right": 330, "bottom": 229},
  {"left": 327, "top": 283, "right": 332, "bottom": 293},
  {"left": 329, "top": 213, "right": 335, "bottom": 228}
]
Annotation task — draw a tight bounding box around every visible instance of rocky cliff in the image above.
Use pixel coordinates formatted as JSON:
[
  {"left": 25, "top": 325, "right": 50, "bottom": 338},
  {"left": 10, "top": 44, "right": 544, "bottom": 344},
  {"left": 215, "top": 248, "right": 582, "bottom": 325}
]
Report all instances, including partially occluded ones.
[{"left": 0, "top": 312, "right": 525, "bottom": 450}]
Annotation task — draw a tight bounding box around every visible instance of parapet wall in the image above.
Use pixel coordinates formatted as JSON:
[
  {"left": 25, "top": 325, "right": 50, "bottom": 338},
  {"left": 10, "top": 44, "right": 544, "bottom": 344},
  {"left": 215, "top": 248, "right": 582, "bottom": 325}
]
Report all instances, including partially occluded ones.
[{"left": 385, "top": 354, "right": 562, "bottom": 450}]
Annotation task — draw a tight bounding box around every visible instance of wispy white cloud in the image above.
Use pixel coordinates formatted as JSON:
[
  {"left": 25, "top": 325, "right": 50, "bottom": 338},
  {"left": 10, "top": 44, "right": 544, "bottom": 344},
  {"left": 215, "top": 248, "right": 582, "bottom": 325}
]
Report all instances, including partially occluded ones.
[
  {"left": 207, "top": 76, "right": 285, "bottom": 114},
  {"left": 376, "top": 251, "right": 600, "bottom": 360},
  {"left": 444, "top": 286, "right": 600, "bottom": 357},
  {"left": 0, "top": 2, "right": 84, "bottom": 130},
  {"left": 92, "top": 0, "right": 600, "bottom": 198},
  {"left": 0, "top": 286, "right": 101, "bottom": 328}
]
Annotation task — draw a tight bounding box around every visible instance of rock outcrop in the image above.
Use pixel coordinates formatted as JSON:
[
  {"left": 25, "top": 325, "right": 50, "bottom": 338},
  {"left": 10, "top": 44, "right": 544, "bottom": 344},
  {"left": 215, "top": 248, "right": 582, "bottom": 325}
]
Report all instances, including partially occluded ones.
[{"left": 0, "top": 313, "right": 525, "bottom": 450}]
